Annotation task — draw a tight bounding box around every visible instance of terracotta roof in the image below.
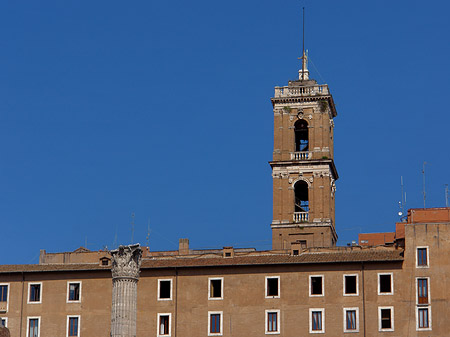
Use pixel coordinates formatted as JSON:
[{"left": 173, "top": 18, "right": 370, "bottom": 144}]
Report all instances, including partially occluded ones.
[
  {"left": 0, "top": 263, "right": 110, "bottom": 274},
  {"left": 140, "top": 249, "right": 403, "bottom": 269},
  {"left": 0, "top": 249, "right": 403, "bottom": 274}
]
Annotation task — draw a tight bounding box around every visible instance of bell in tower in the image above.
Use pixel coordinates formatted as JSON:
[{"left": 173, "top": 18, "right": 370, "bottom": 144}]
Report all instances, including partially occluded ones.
[{"left": 270, "top": 49, "right": 338, "bottom": 250}]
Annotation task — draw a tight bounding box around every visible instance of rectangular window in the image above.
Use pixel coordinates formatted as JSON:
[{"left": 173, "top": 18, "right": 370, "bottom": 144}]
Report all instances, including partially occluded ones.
[
  {"left": 0, "top": 285, "right": 7, "bottom": 302},
  {"left": 67, "top": 282, "right": 81, "bottom": 302},
  {"left": 417, "top": 247, "right": 428, "bottom": 267},
  {"left": 28, "top": 317, "right": 40, "bottom": 337},
  {"left": 28, "top": 283, "right": 42, "bottom": 303},
  {"left": 208, "top": 278, "right": 223, "bottom": 300},
  {"left": 378, "top": 307, "right": 394, "bottom": 331},
  {"left": 266, "top": 276, "right": 280, "bottom": 298},
  {"left": 310, "top": 275, "right": 324, "bottom": 296},
  {"left": 310, "top": 309, "right": 324, "bottom": 333},
  {"left": 158, "top": 279, "right": 172, "bottom": 301},
  {"left": 208, "top": 312, "right": 222, "bottom": 336},
  {"left": 0, "top": 284, "right": 9, "bottom": 313},
  {"left": 0, "top": 318, "right": 6, "bottom": 328},
  {"left": 417, "top": 307, "right": 431, "bottom": 330},
  {"left": 378, "top": 273, "right": 393, "bottom": 295},
  {"left": 343, "top": 275, "right": 358, "bottom": 296},
  {"left": 67, "top": 316, "right": 79, "bottom": 337},
  {"left": 417, "top": 278, "right": 429, "bottom": 304},
  {"left": 265, "top": 310, "right": 280, "bottom": 334},
  {"left": 157, "top": 313, "right": 171, "bottom": 336},
  {"left": 343, "top": 308, "right": 359, "bottom": 332}
]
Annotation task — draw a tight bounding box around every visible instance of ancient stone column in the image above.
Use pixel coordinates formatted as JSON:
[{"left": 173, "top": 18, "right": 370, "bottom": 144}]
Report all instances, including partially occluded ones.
[{"left": 111, "top": 244, "right": 142, "bottom": 337}]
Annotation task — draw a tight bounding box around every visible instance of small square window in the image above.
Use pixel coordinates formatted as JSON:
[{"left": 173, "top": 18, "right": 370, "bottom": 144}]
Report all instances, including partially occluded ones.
[
  {"left": 209, "top": 278, "right": 223, "bottom": 300},
  {"left": 67, "top": 282, "right": 81, "bottom": 302},
  {"left": 343, "top": 275, "right": 358, "bottom": 296},
  {"left": 265, "top": 310, "right": 280, "bottom": 334},
  {"left": 378, "top": 307, "right": 394, "bottom": 331},
  {"left": 310, "top": 308, "right": 324, "bottom": 333},
  {"left": 27, "top": 317, "right": 40, "bottom": 337},
  {"left": 266, "top": 277, "right": 280, "bottom": 298},
  {"left": 67, "top": 316, "right": 80, "bottom": 337},
  {"left": 378, "top": 273, "right": 393, "bottom": 295},
  {"left": 208, "top": 312, "right": 222, "bottom": 336},
  {"left": 158, "top": 313, "right": 171, "bottom": 336},
  {"left": 28, "top": 283, "right": 42, "bottom": 303},
  {"left": 417, "top": 247, "right": 428, "bottom": 267},
  {"left": 417, "top": 307, "right": 431, "bottom": 330},
  {"left": 293, "top": 249, "right": 299, "bottom": 256},
  {"left": 343, "top": 308, "right": 359, "bottom": 332},
  {"left": 310, "top": 276, "right": 324, "bottom": 296},
  {"left": 158, "top": 280, "right": 172, "bottom": 301}
]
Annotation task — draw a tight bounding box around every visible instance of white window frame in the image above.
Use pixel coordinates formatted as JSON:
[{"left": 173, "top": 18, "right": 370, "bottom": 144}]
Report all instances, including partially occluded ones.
[
  {"left": 157, "top": 313, "right": 172, "bottom": 337},
  {"left": 343, "top": 274, "right": 359, "bottom": 296},
  {"left": 265, "top": 309, "right": 280, "bottom": 335},
  {"left": 27, "top": 316, "right": 41, "bottom": 337},
  {"left": 208, "top": 277, "right": 223, "bottom": 300},
  {"left": 416, "top": 306, "right": 432, "bottom": 331},
  {"left": 0, "top": 283, "right": 10, "bottom": 313},
  {"left": 157, "top": 279, "right": 173, "bottom": 301},
  {"left": 309, "top": 275, "right": 324, "bottom": 297},
  {"left": 27, "top": 282, "right": 43, "bottom": 304},
  {"left": 309, "top": 308, "right": 325, "bottom": 334},
  {"left": 343, "top": 307, "right": 359, "bottom": 333},
  {"left": 265, "top": 276, "right": 280, "bottom": 299},
  {"left": 208, "top": 311, "right": 223, "bottom": 336},
  {"left": 415, "top": 277, "right": 430, "bottom": 305},
  {"left": 377, "top": 273, "right": 394, "bottom": 295},
  {"left": 378, "top": 306, "right": 394, "bottom": 332},
  {"left": 416, "top": 246, "right": 429, "bottom": 268},
  {"left": 66, "top": 315, "right": 81, "bottom": 337},
  {"left": 0, "top": 317, "right": 7, "bottom": 328},
  {"left": 66, "top": 281, "right": 82, "bottom": 303}
]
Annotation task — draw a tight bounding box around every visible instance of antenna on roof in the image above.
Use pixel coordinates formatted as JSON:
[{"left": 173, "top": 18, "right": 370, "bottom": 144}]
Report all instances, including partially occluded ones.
[
  {"left": 422, "top": 162, "right": 427, "bottom": 208},
  {"left": 113, "top": 224, "right": 118, "bottom": 249},
  {"left": 131, "top": 212, "right": 135, "bottom": 244},
  {"left": 398, "top": 176, "right": 404, "bottom": 218},
  {"left": 445, "top": 184, "right": 448, "bottom": 207},
  {"left": 146, "top": 218, "right": 151, "bottom": 248}
]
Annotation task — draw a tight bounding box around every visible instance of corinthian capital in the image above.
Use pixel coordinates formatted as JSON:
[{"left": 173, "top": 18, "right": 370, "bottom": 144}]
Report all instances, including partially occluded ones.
[{"left": 111, "top": 244, "right": 142, "bottom": 280}]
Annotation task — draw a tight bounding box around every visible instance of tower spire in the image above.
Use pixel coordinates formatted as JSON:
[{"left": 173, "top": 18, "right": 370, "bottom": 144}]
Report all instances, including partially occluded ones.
[{"left": 299, "top": 7, "right": 309, "bottom": 80}]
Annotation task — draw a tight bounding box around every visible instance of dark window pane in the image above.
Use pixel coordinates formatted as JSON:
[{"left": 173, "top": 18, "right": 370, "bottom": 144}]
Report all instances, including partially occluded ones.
[
  {"left": 159, "top": 281, "right": 171, "bottom": 299},
  {"left": 379, "top": 275, "right": 391, "bottom": 293},
  {"left": 267, "top": 278, "right": 279, "bottom": 297},
  {"left": 345, "top": 276, "right": 357, "bottom": 294},
  {"left": 311, "top": 277, "right": 323, "bottom": 295}
]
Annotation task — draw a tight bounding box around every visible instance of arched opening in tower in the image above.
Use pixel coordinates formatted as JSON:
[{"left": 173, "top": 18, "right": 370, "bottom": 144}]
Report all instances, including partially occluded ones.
[
  {"left": 294, "top": 181, "right": 309, "bottom": 213},
  {"left": 294, "top": 119, "right": 309, "bottom": 152}
]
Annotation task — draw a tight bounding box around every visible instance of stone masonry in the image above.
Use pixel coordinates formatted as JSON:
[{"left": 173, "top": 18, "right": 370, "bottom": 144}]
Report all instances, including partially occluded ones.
[{"left": 111, "top": 244, "right": 142, "bottom": 337}]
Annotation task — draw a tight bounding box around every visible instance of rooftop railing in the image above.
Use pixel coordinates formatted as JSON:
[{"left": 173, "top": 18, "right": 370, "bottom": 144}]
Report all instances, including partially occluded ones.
[{"left": 274, "top": 84, "right": 329, "bottom": 98}]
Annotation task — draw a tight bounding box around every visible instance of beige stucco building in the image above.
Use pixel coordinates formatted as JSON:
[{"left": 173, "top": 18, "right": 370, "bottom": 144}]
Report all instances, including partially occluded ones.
[{"left": 1, "top": 52, "right": 449, "bottom": 337}]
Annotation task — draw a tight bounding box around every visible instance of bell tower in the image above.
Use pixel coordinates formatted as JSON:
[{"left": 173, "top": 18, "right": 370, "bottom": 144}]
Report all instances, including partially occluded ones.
[{"left": 270, "top": 50, "right": 338, "bottom": 250}]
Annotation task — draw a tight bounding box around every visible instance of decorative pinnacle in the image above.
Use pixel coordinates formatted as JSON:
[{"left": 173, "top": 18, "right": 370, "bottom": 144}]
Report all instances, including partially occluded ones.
[{"left": 298, "top": 49, "right": 309, "bottom": 80}]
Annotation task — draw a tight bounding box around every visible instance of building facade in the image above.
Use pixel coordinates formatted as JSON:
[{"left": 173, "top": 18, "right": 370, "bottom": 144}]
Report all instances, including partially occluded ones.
[{"left": 1, "top": 55, "right": 449, "bottom": 337}]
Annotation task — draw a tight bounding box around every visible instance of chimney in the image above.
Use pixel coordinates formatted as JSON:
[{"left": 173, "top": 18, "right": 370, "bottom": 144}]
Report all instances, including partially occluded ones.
[
  {"left": 223, "top": 247, "right": 234, "bottom": 258},
  {"left": 179, "top": 238, "right": 189, "bottom": 255}
]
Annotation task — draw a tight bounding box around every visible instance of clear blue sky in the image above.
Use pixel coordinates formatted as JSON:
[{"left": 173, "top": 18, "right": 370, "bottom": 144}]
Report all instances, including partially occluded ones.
[{"left": 1, "top": 1, "right": 449, "bottom": 264}]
